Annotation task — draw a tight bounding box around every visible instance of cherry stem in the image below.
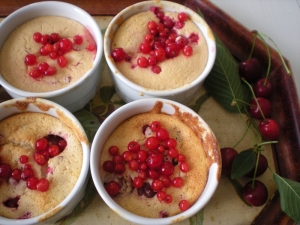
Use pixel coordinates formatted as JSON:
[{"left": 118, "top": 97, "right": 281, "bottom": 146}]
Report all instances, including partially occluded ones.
[
  {"left": 232, "top": 121, "right": 251, "bottom": 149},
  {"left": 252, "top": 30, "right": 271, "bottom": 86},
  {"left": 251, "top": 150, "right": 261, "bottom": 188},
  {"left": 242, "top": 77, "right": 266, "bottom": 121},
  {"left": 256, "top": 140, "right": 278, "bottom": 148},
  {"left": 248, "top": 32, "right": 257, "bottom": 61},
  {"left": 257, "top": 31, "right": 291, "bottom": 75}
]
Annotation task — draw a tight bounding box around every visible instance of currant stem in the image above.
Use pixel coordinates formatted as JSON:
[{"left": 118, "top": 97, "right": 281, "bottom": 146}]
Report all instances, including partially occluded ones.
[
  {"left": 242, "top": 77, "right": 266, "bottom": 121},
  {"left": 257, "top": 31, "right": 291, "bottom": 75}
]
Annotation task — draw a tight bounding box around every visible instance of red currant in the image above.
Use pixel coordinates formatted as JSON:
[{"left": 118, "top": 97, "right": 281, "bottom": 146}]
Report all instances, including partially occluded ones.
[
  {"left": 179, "top": 199, "right": 190, "bottom": 211},
  {"left": 105, "top": 180, "right": 120, "bottom": 196}
]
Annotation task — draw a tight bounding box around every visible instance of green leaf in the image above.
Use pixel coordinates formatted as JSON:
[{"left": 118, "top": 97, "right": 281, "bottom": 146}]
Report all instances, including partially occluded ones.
[
  {"left": 54, "top": 176, "right": 97, "bottom": 225},
  {"left": 73, "top": 109, "right": 100, "bottom": 142},
  {"left": 99, "top": 86, "right": 116, "bottom": 105},
  {"left": 189, "top": 208, "right": 204, "bottom": 225},
  {"left": 231, "top": 149, "right": 256, "bottom": 179},
  {"left": 197, "top": 11, "right": 252, "bottom": 113},
  {"left": 188, "top": 92, "right": 211, "bottom": 113},
  {"left": 273, "top": 173, "right": 300, "bottom": 223}
]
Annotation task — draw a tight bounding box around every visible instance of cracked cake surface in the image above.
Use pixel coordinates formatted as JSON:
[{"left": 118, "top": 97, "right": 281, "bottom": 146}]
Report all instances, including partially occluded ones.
[{"left": 0, "top": 112, "right": 82, "bottom": 219}]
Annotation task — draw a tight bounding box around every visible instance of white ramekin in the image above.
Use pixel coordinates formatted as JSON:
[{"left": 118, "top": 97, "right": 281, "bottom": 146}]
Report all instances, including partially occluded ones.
[
  {"left": 0, "top": 1, "right": 103, "bottom": 113},
  {"left": 90, "top": 98, "right": 221, "bottom": 225},
  {"left": 0, "top": 97, "right": 90, "bottom": 225},
  {"left": 104, "top": 0, "right": 216, "bottom": 104}
]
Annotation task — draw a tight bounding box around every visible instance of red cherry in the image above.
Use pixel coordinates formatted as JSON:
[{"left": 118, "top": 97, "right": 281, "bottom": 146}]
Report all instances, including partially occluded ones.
[
  {"left": 220, "top": 147, "right": 238, "bottom": 175},
  {"left": 249, "top": 97, "right": 272, "bottom": 120},
  {"left": 26, "top": 177, "right": 38, "bottom": 190},
  {"left": 259, "top": 119, "right": 280, "bottom": 141},
  {"left": 253, "top": 78, "right": 273, "bottom": 98},
  {"left": 239, "top": 58, "right": 263, "bottom": 83},
  {"left": 243, "top": 180, "right": 268, "bottom": 207}
]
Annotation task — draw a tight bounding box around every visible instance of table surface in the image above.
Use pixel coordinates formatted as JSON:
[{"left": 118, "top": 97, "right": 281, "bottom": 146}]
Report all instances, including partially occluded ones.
[{"left": 210, "top": 0, "right": 300, "bottom": 100}]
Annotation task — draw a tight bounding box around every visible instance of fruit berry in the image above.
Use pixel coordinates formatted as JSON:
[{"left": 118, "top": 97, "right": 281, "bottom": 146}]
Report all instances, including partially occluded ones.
[
  {"left": 258, "top": 118, "right": 280, "bottom": 141},
  {"left": 245, "top": 153, "right": 268, "bottom": 178},
  {"left": 0, "top": 163, "right": 12, "bottom": 178},
  {"left": 179, "top": 199, "right": 190, "bottom": 211},
  {"left": 249, "top": 97, "right": 272, "bottom": 120},
  {"left": 220, "top": 147, "right": 238, "bottom": 176},
  {"left": 243, "top": 180, "right": 268, "bottom": 207},
  {"left": 105, "top": 181, "right": 120, "bottom": 196},
  {"left": 239, "top": 58, "right": 263, "bottom": 83}
]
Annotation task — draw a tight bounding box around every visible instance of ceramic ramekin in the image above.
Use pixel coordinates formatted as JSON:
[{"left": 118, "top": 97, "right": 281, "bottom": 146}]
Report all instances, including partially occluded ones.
[
  {"left": 0, "top": 1, "right": 103, "bottom": 113},
  {"left": 104, "top": 0, "right": 216, "bottom": 104},
  {"left": 0, "top": 97, "right": 90, "bottom": 225},
  {"left": 90, "top": 98, "right": 221, "bottom": 225}
]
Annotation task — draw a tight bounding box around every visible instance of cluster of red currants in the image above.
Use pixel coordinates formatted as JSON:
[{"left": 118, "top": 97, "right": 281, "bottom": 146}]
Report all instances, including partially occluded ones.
[
  {"left": 24, "top": 32, "right": 93, "bottom": 79},
  {"left": 111, "top": 7, "right": 197, "bottom": 74},
  {"left": 103, "top": 121, "right": 191, "bottom": 212},
  {"left": 0, "top": 134, "right": 67, "bottom": 193}
]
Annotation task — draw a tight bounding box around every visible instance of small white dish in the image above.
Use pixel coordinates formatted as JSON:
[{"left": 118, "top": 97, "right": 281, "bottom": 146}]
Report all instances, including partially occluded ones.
[
  {"left": 0, "top": 1, "right": 103, "bottom": 113},
  {"left": 90, "top": 98, "right": 221, "bottom": 225},
  {"left": 104, "top": 0, "right": 216, "bottom": 104},
  {"left": 0, "top": 97, "right": 90, "bottom": 225}
]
